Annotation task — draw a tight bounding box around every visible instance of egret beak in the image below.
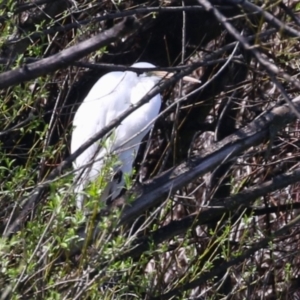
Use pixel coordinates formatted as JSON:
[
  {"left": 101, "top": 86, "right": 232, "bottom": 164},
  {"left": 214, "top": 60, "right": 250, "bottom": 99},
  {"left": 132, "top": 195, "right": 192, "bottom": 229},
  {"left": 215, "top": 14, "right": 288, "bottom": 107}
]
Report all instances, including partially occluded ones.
[{"left": 151, "top": 70, "right": 201, "bottom": 84}]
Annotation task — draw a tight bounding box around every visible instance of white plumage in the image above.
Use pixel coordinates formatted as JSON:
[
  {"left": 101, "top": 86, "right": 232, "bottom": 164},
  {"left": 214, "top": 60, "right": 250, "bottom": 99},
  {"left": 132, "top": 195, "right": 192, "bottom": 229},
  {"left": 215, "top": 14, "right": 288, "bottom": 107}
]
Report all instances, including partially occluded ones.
[{"left": 71, "top": 62, "right": 162, "bottom": 210}]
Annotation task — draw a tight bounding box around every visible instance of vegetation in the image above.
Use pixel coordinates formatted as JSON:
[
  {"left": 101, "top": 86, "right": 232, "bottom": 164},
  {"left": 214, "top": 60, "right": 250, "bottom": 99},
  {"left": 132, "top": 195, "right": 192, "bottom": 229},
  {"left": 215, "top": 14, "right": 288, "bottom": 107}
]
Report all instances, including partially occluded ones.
[{"left": 1, "top": 0, "right": 300, "bottom": 299}]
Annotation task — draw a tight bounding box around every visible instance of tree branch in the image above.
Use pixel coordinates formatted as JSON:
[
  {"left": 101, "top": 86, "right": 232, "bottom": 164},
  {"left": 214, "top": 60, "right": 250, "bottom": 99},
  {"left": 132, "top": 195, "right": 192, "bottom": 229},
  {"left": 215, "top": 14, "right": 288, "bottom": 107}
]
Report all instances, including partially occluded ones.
[
  {"left": 119, "top": 167, "right": 300, "bottom": 262},
  {"left": 120, "top": 96, "right": 300, "bottom": 224},
  {"left": 2, "top": 60, "right": 205, "bottom": 237},
  {"left": 0, "top": 18, "right": 138, "bottom": 89},
  {"left": 197, "top": 0, "right": 300, "bottom": 120},
  {"left": 151, "top": 211, "right": 300, "bottom": 299}
]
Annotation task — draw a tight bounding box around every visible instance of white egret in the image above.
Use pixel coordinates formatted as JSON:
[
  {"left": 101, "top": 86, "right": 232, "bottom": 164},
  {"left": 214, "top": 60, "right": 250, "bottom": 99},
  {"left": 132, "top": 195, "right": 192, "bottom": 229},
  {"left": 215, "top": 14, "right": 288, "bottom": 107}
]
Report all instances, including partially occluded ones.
[{"left": 71, "top": 62, "right": 198, "bottom": 210}]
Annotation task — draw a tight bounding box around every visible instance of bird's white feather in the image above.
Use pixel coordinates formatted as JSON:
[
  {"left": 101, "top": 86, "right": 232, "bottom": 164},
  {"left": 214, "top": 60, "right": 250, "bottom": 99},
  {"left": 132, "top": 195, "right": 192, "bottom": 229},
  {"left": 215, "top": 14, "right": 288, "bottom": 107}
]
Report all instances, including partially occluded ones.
[{"left": 71, "top": 63, "right": 161, "bottom": 210}]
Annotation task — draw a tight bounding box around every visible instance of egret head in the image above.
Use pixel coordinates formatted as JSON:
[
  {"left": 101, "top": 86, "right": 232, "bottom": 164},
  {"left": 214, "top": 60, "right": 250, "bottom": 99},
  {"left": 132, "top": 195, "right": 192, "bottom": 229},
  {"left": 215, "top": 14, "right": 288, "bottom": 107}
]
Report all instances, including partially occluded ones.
[
  {"left": 131, "top": 62, "right": 156, "bottom": 69},
  {"left": 131, "top": 62, "right": 157, "bottom": 80},
  {"left": 131, "top": 62, "right": 200, "bottom": 84}
]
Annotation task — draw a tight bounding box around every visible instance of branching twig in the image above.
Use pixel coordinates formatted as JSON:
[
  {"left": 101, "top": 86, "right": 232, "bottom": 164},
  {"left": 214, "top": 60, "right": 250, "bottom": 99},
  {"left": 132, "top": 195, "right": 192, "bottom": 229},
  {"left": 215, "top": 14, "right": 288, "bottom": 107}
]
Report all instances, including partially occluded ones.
[
  {"left": 2, "top": 59, "right": 205, "bottom": 236},
  {"left": 0, "top": 18, "right": 138, "bottom": 89},
  {"left": 151, "top": 210, "right": 300, "bottom": 299},
  {"left": 197, "top": 0, "right": 300, "bottom": 119},
  {"left": 120, "top": 167, "right": 300, "bottom": 262},
  {"left": 120, "top": 96, "right": 300, "bottom": 224}
]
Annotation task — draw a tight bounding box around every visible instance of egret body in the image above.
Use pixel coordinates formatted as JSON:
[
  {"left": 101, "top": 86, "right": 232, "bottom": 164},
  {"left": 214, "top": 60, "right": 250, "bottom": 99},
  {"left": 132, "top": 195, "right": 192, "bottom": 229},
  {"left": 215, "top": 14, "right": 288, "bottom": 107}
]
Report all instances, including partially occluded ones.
[{"left": 71, "top": 62, "right": 162, "bottom": 210}]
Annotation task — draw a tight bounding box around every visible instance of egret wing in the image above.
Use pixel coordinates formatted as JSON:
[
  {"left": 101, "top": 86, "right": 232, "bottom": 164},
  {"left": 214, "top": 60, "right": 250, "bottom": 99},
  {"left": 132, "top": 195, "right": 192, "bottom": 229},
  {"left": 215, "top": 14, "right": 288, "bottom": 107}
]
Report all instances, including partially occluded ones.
[
  {"left": 71, "top": 71, "right": 132, "bottom": 208},
  {"left": 114, "top": 77, "right": 161, "bottom": 150},
  {"left": 71, "top": 71, "right": 124, "bottom": 167}
]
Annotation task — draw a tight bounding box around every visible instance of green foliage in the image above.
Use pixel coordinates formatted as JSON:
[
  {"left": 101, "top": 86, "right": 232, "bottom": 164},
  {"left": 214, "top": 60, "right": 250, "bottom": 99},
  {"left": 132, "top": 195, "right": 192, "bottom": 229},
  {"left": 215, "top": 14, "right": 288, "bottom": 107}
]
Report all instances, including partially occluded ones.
[{"left": 1, "top": 0, "right": 300, "bottom": 299}]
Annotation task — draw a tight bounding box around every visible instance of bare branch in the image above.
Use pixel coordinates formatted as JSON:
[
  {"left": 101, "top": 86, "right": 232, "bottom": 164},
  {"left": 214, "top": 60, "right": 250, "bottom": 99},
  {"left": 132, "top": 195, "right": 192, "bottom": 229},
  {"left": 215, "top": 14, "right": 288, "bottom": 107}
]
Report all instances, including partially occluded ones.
[
  {"left": 2, "top": 63, "right": 204, "bottom": 237},
  {"left": 120, "top": 96, "right": 300, "bottom": 224},
  {"left": 240, "top": 0, "right": 300, "bottom": 39},
  {"left": 151, "top": 211, "right": 300, "bottom": 299},
  {"left": 124, "top": 168, "right": 300, "bottom": 259},
  {"left": 197, "top": 0, "right": 300, "bottom": 119},
  {"left": 0, "top": 17, "right": 138, "bottom": 89}
]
